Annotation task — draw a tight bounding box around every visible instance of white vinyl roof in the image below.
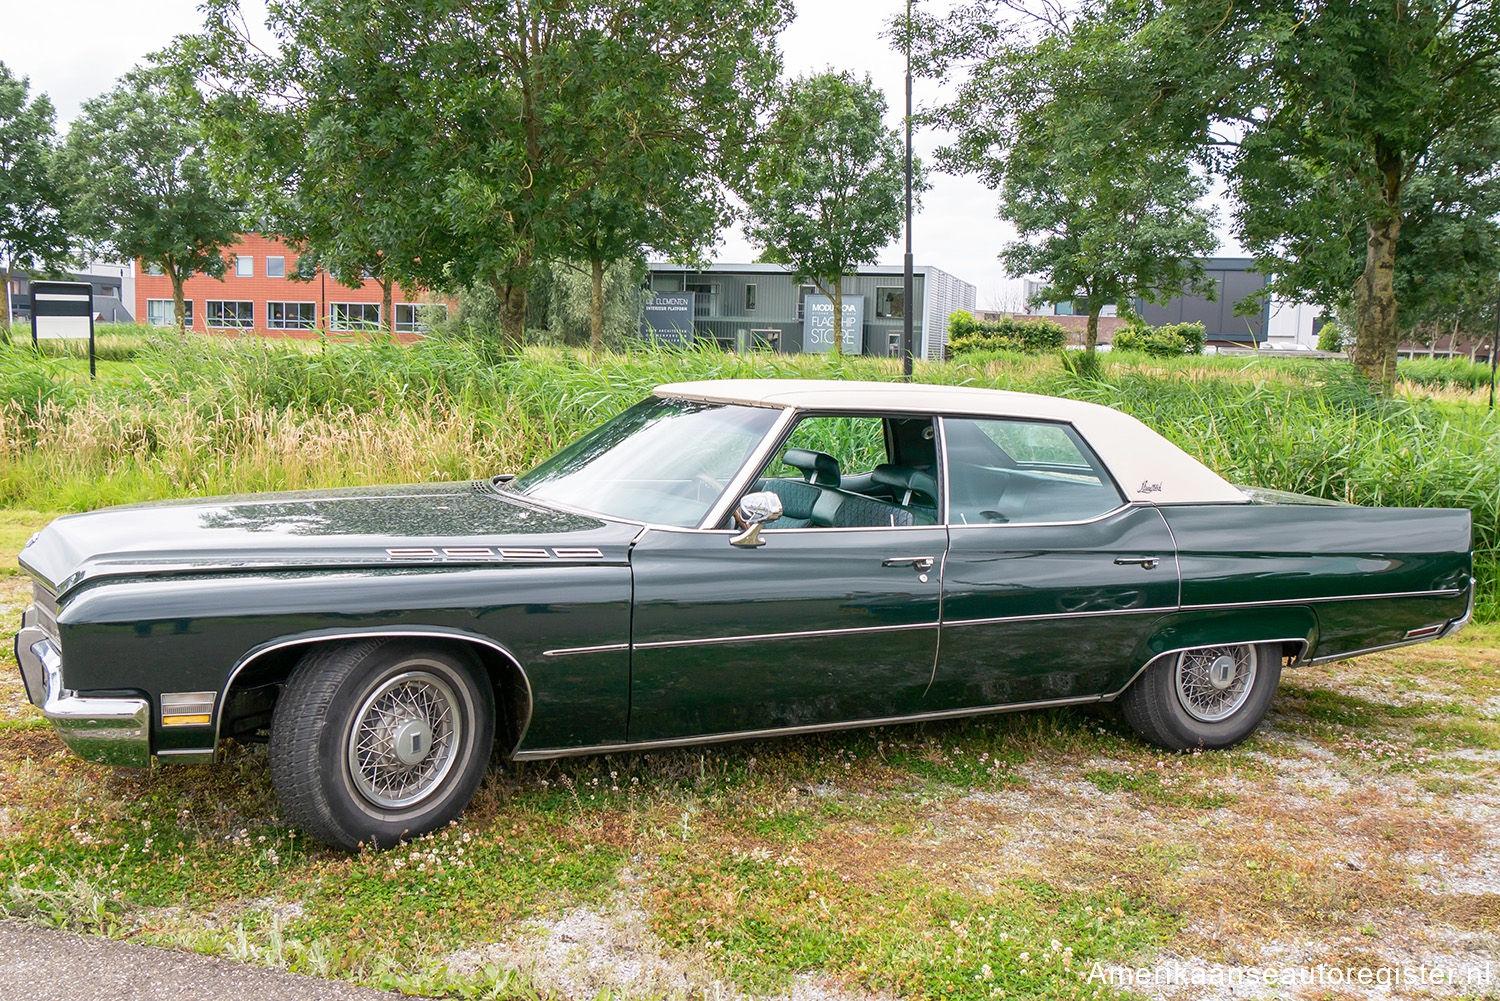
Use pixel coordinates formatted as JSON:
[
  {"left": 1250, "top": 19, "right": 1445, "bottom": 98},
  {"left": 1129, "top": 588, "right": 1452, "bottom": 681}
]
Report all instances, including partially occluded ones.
[{"left": 655, "top": 379, "right": 1247, "bottom": 505}]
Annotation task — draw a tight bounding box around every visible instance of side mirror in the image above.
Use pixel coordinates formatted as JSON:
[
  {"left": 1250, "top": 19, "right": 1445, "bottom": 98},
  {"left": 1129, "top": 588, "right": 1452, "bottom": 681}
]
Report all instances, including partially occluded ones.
[{"left": 730, "top": 491, "right": 783, "bottom": 548}]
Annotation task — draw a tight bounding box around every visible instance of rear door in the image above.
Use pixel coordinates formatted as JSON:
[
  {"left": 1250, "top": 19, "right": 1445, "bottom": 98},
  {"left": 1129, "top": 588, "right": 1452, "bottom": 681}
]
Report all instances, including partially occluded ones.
[{"left": 925, "top": 416, "right": 1179, "bottom": 709}]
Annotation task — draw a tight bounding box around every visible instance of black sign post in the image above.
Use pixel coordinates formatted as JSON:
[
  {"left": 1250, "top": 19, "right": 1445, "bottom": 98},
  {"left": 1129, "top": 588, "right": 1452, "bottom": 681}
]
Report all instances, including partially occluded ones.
[{"left": 30, "top": 280, "right": 96, "bottom": 378}]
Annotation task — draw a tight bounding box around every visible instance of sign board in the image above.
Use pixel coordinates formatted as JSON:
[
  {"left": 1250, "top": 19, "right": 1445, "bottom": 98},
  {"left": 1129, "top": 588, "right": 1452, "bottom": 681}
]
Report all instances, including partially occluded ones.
[
  {"left": 802, "top": 294, "right": 864, "bottom": 354},
  {"left": 30, "top": 280, "right": 96, "bottom": 377},
  {"left": 640, "top": 292, "right": 696, "bottom": 347}
]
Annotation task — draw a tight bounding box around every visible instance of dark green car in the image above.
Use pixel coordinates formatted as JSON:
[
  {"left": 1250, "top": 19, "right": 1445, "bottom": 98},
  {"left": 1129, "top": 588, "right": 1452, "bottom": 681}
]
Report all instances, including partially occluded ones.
[{"left": 12, "top": 380, "right": 1474, "bottom": 850}]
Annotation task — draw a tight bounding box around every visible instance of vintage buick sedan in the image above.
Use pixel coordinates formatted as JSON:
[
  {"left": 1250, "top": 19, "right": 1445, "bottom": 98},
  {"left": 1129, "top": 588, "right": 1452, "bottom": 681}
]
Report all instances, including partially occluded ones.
[{"left": 13, "top": 380, "right": 1474, "bottom": 849}]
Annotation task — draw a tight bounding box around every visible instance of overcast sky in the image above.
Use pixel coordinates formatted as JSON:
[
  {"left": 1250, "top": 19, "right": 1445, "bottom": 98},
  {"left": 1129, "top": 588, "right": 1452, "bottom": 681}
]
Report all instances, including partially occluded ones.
[{"left": 0, "top": 1, "right": 1228, "bottom": 308}]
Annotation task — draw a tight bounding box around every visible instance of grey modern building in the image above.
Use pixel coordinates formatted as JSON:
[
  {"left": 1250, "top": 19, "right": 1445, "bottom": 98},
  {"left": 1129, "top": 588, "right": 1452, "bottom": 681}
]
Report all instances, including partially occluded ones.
[
  {"left": 5, "top": 260, "right": 135, "bottom": 327},
  {"left": 646, "top": 262, "right": 977, "bottom": 360},
  {"left": 1025, "top": 257, "right": 1271, "bottom": 346}
]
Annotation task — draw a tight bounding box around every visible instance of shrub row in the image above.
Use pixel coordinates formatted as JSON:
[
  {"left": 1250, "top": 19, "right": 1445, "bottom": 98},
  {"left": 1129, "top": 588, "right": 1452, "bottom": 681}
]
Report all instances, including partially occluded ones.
[
  {"left": 947, "top": 312, "right": 1068, "bottom": 355},
  {"left": 1111, "top": 321, "right": 1206, "bottom": 357}
]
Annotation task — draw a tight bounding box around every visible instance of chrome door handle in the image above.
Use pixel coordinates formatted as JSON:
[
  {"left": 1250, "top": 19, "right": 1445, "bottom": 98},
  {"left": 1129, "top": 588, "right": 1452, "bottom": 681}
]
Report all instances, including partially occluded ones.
[
  {"left": 883, "top": 556, "right": 935, "bottom": 572},
  {"left": 1114, "top": 556, "right": 1161, "bottom": 570}
]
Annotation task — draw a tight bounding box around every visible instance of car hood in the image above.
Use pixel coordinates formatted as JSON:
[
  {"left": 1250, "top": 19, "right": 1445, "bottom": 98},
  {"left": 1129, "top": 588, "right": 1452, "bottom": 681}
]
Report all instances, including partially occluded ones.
[{"left": 19, "top": 480, "right": 640, "bottom": 598}]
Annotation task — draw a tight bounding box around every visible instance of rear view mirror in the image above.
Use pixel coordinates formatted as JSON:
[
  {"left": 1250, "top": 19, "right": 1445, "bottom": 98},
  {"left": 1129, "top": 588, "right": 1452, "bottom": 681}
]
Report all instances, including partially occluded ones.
[{"left": 730, "top": 491, "right": 783, "bottom": 548}]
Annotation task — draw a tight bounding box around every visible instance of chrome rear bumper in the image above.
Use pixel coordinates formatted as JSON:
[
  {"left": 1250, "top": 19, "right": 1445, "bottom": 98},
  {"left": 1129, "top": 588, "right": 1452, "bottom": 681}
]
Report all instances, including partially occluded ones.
[{"left": 13, "top": 606, "right": 150, "bottom": 768}]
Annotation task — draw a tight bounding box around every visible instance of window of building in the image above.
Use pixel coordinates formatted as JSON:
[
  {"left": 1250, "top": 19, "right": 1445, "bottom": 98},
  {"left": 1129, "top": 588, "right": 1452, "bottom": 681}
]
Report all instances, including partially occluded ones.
[
  {"left": 744, "top": 284, "right": 757, "bottom": 311},
  {"left": 685, "top": 281, "right": 717, "bottom": 318},
  {"left": 394, "top": 303, "right": 448, "bottom": 333},
  {"left": 144, "top": 262, "right": 164, "bottom": 276},
  {"left": 235, "top": 255, "right": 254, "bottom": 278},
  {"left": 267, "top": 301, "right": 317, "bottom": 330},
  {"left": 795, "top": 284, "right": 817, "bottom": 320},
  {"left": 146, "top": 299, "right": 193, "bottom": 327},
  {"left": 330, "top": 302, "right": 381, "bottom": 331},
  {"left": 875, "top": 286, "right": 904, "bottom": 319},
  {"left": 266, "top": 256, "right": 286, "bottom": 278},
  {"left": 206, "top": 300, "right": 254, "bottom": 329}
]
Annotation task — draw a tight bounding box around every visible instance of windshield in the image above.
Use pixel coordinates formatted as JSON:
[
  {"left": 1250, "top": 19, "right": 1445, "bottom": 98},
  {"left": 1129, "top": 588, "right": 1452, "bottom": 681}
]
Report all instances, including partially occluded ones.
[{"left": 509, "top": 397, "right": 782, "bottom": 526}]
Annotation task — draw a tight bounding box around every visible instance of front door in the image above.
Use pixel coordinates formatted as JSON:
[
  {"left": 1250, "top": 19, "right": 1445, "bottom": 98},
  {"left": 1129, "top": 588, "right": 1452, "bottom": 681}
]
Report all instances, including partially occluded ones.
[{"left": 627, "top": 412, "right": 946, "bottom": 741}]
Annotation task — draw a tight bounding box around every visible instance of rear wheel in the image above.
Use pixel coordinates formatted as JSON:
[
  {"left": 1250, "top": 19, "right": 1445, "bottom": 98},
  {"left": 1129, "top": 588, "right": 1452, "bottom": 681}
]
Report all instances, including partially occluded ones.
[
  {"left": 1119, "top": 642, "right": 1281, "bottom": 750},
  {"left": 270, "top": 639, "right": 494, "bottom": 851}
]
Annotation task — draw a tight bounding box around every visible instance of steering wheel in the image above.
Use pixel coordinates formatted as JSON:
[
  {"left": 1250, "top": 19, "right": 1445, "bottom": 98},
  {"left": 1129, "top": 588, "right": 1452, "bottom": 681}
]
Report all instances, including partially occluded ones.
[{"left": 693, "top": 472, "right": 727, "bottom": 502}]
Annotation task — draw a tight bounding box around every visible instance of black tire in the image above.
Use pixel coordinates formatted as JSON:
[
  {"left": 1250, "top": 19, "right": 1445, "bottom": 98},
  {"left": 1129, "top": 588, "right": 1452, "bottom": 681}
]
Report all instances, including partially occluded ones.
[
  {"left": 1119, "top": 642, "right": 1281, "bottom": 751},
  {"left": 270, "top": 639, "right": 494, "bottom": 851}
]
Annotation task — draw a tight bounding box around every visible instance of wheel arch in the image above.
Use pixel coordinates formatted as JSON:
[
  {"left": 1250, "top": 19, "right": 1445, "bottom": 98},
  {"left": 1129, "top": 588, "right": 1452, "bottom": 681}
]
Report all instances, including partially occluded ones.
[
  {"left": 1107, "top": 606, "right": 1318, "bottom": 700},
  {"left": 217, "top": 627, "right": 534, "bottom": 757}
]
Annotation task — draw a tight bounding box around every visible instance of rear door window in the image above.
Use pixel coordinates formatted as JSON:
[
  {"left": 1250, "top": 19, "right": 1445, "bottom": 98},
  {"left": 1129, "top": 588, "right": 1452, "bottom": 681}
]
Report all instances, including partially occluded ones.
[{"left": 943, "top": 417, "right": 1123, "bottom": 525}]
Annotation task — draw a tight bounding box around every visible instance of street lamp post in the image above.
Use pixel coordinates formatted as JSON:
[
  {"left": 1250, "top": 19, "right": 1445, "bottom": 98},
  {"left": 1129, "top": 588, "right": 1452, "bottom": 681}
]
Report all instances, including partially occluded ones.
[
  {"left": 1490, "top": 282, "right": 1498, "bottom": 409},
  {"left": 902, "top": 0, "right": 915, "bottom": 381}
]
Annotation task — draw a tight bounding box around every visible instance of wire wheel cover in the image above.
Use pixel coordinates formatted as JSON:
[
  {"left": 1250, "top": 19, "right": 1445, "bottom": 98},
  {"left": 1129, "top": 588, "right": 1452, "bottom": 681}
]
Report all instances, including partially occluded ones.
[
  {"left": 347, "top": 669, "right": 463, "bottom": 809},
  {"left": 1174, "top": 645, "right": 1257, "bottom": 723}
]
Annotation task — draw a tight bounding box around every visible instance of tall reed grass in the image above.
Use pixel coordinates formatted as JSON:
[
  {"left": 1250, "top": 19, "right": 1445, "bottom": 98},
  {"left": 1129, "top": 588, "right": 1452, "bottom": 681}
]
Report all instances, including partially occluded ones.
[{"left": 2, "top": 334, "right": 1495, "bottom": 619}]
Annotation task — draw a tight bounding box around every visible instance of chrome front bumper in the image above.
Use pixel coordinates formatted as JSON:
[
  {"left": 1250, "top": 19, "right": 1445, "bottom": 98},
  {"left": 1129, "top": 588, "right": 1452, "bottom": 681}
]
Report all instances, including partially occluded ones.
[{"left": 13, "top": 606, "right": 150, "bottom": 768}]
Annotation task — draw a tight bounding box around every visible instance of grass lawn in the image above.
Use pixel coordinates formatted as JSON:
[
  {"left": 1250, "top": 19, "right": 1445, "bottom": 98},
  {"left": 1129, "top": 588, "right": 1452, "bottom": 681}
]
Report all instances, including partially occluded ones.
[{"left": 0, "top": 518, "right": 1496, "bottom": 1000}]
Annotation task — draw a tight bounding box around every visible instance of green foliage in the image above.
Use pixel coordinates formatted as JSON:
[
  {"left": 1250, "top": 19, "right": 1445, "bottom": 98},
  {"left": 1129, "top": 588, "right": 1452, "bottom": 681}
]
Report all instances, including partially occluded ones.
[
  {"left": 742, "top": 71, "right": 924, "bottom": 353},
  {"left": 1317, "top": 322, "right": 1344, "bottom": 353},
  {"left": 1131, "top": 0, "right": 1500, "bottom": 388},
  {"left": 59, "top": 66, "right": 241, "bottom": 331},
  {"left": 191, "top": 0, "right": 791, "bottom": 350},
  {"left": 0, "top": 61, "right": 72, "bottom": 338},
  {"left": 1112, "top": 321, "right": 1205, "bottom": 357},
  {"left": 912, "top": 6, "right": 1216, "bottom": 354},
  {"left": 947, "top": 313, "right": 1067, "bottom": 355},
  {"left": 1398, "top": 357, "right": 1494, "bottom": 392}
]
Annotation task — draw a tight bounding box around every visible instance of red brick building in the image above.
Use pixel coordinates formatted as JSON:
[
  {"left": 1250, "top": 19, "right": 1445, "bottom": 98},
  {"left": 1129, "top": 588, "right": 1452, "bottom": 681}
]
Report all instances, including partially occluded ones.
[{"left": 133, "top": 234, "right": 453, "bottom": 340}]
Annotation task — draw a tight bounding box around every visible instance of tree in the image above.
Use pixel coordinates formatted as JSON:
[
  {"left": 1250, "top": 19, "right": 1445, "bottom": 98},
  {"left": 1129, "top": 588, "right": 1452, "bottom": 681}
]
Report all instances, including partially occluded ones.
[
  {"left": 0, "top": 62, "right": 71, "bottom": 339},
  {"left": 187, "top": 1, "right": 438, "bottom": 338},
  {"left": 742, "top": 72, "right": 920, "bottom": 355},
  {"left": 905, "top": 7, "right": 1217, "bottom": 355},
  {"left": 60, "top": 66, "right": 242, "bottom": 332},
  {"left": 194, "top": 0, "right": 789, "bottom": 352},
  {"left": 1029, "top": 0, "right": 1500, "bottom": 390}
]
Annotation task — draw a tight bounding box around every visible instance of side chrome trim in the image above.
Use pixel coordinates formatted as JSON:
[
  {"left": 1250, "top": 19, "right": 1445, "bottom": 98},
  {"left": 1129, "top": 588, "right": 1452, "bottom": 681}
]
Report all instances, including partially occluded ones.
[
  {"left": 631, "top": 621, "right": 937, "bottom": 651},
  {"left": 943, "top": 606, "right": 1174, "bottom": 629},
  {"left": 1108, "top": 637, "right": 1312, "bottom": 699},
  {"left": 216, "top": 627, "right": 537, "bottom": 756},
  {"left": 542, "top": 642, "right": 631, "bottom": 659},
  {"left": 1179, "top": 587, "right": 1463, "bottom": 612},
  {"left": 511, "top": 693, "right": 1103, "bottom": 761}
]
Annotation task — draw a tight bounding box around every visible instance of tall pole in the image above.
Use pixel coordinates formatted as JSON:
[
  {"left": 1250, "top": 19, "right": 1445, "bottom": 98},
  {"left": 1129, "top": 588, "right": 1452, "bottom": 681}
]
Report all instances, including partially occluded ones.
[
  {"left": 1490, "top": 285, "right": 1498, "bottom": 408},
  {"left": 902, "top": 0, "right": 915, "bottom": 381}
]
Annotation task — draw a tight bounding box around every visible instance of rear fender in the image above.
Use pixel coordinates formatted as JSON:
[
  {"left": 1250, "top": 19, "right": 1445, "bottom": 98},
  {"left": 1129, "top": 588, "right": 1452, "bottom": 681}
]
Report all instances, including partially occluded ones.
[{"left": 1112, "top": 606, "right": 1317, "bottom": 697}]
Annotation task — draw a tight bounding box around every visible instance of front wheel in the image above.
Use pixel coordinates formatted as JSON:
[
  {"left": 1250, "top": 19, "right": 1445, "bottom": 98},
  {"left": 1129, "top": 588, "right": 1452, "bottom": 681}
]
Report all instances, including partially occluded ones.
[
  {"left": 1119, "top": 642, "right": 1281, "bottom": 750},
  {"left": 270, "top": 640, "right": 494, "bottom": 851}
]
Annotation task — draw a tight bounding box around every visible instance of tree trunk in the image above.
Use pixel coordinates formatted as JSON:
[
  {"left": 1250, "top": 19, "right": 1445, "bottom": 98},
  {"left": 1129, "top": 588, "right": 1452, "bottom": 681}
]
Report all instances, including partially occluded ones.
[
  {"left": 171, "top": 270, "right": 187, "bottom": 335},
  {"left": 1351, "top": 159, "right": 1403, "bottom": 392},
  {"left": 381, "top": 277, "right": 394, "bottom": 338},
  {"left": 589, "top": 257, "right": 605, "bottom": 355},
  {"left": 832, "top": 279, "right": 844, "bottom": 357},
  {"left": 489, "top": 274, "right": 528, "bottom": 354},
  {"left": 1, "top": 263, "right": 12, "bottom": 345},
  {"left": 1085, "top": 304, "right": 1101, "bottom": 354}
]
